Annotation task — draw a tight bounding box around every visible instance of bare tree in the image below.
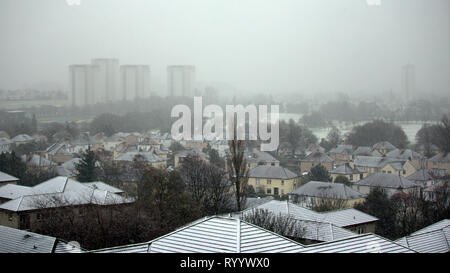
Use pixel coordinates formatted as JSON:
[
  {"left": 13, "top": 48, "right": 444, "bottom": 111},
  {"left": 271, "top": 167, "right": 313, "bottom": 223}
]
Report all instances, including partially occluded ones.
[
  {"left": 179, "top": 155, "right": 233, "bottom": 215},
  {"left": 242, "top": 209, "right": 306, "bottom": 240}
]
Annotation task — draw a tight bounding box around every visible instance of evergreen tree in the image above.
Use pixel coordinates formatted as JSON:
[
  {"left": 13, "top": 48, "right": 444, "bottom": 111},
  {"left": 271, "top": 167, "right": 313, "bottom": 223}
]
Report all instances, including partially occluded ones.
[
  {"left": 75, "top": 146, "right": 98, "bottom": 182},
  {"left": 307, "top": 164, "right": 331, "bottom": 182}
]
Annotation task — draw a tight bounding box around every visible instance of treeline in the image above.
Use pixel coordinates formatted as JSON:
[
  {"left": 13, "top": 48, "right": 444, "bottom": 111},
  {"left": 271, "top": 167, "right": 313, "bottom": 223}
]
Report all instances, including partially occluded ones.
[
  {"left": 355, "top": 187, "right": 450, "bottom": 240},
  {"left": 300, "top": 98, "right": 450, "bottom": 127}
]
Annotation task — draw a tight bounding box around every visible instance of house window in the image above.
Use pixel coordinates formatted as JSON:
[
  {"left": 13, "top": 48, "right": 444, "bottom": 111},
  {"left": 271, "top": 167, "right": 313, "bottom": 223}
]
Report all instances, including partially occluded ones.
[
  {"left": 403, "top": 170, "right": 406, "bottom": 175},
  {"left": 358, "top": 227, "right": 365, "bottom": 234},
  {"left": 349, "top": 175, "right": 353, "bottom": 181},
  {"left": 281, "top": 189, "right": 284, "bottom": 195},
  {"left": 388, "top": 171, "right": 392, "bottom": 174},
  {"left": 36, "top": 213, "right": 42, "bottom": 221},
  {"left": 267, "top": 179, "right": 271, "bottom": 185},
  {"left": 8, "top": 213, "right": 13, "bottom": 221},
  {"left": 281, "top": 180, "right": 285, "bottom": 186},
  {"left": 255, "top": 178, "right": 260, "bottom": 185},
  {"left": 267, "top": 188, "right": 272, "bottom": 194}
]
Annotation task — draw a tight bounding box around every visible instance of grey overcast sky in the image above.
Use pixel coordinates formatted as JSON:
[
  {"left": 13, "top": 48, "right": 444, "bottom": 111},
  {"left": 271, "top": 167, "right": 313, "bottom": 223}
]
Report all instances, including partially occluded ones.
[{"left": 0, "top": 0, "right": 449, "bottom": 95}]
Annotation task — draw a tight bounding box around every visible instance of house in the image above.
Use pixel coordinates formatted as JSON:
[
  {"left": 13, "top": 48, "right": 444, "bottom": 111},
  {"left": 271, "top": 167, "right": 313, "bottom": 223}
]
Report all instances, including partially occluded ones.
[
  {"left": 305, "top": 143, "right": 325, "bottom": 155},
  {"left": 245, "top": 148, "right": 280, "bottom": 169},
  {"left": 247, "top": 165, "right": 300, "bottom": 196},
  {"left": 174, "top": 148, "right": 208, "bottom": 168},
  {"left": 296, "top": 233, "right": 415, "bottom": 253},
  {"left": 427, "top": 152, "right": 450, "bottom": 176},
  {"left": 330, "top": 163, "right": 366, "bottom": 182},
  {"left": 182, "top": 139, "right": 208, "bottom": 151},
  {"left": 54, "top": 158, "right": 83, "bottom": 178},
  {"left": 114, "top": 151, "right": 167, "bottom": 169},
  {"left": 353, "top": 155, "right": 411, "bottom": 175},
  {"left": 90, "top": 216, "right": 305, "bottom": 253},
  {"left": 386, "top": 148, "right": 425, "bottom": 169},
  {"left": 352, "top": 146, "right": 377, "bottom": 159},
  {"left": 11, "top": 134, "right": 34, "bottom": 146},
  {"left": 372, "top": 141, "right": 397, "bottom": 156},
  {"left": 0, "top": 171, "right": 19, "bottom": 186},
  {"left": 352, "top": 173, "right": 420, "bottom": 197},
  {"left": 379, "top": 160, "right": 417, "bottom": 177},
  {"left": 328, "top": 145, "right": 353, "bottom": 166},
  {"left": 406, "top": 169, "right": 443, "bottom": 187},
  {"left": 299, "top": 151, "right": 334, "bottom": 173},
  {"left": 288, "top": 181, "right": 365, "bottom": 209},
  {"left": 395, "top": 219, "right": 450, "bottom": 253},
  {"left": 45, "top": 143, "right": 73, "bottom": 164},
  {"left": 240, "top": 200, "right": 378, "bottom": 234},
  {"left": 0, "top": 184, "right": 31, "bottom": 204},
  {"left": 0, "top": 176, "right": 133, "bottom": 230},
  {"left": 70, "top": 134, "right": 104, "bottom": 153},
  {"left": 0, "top": 137, "right": 12, "bottom": 153},
  {"left": 0, "top": 225, "right": 84, "bottom": 253}
]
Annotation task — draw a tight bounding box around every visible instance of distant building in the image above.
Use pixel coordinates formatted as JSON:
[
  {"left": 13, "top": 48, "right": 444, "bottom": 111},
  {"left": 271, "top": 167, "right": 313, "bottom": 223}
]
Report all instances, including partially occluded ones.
[
  {"left": 167, "top": 65, "right": 196, "bottom": 97},
  {"left": 299, "top": 151, "right": 334, "bottom": 173},
  {"left": 91, "top": 58, "right": 120, "bottom": 102},
  {"left": 401, "top": 64, "right": 415, "bottom": 101},
  {"left": 69, "top": 64, "right": 99, "bottom": 107},
  {"left": 352, "top": 173, "right": 420, "bottom": 197},
  {"left": 120, "top": 65, "right": 151, "bottom": 101}
]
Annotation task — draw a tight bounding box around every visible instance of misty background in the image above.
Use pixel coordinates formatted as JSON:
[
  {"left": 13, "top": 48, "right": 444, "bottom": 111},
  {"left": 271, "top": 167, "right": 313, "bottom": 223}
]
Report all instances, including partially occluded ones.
[{"left": 0, "top": 0, "right": 449, "bottom": 97}]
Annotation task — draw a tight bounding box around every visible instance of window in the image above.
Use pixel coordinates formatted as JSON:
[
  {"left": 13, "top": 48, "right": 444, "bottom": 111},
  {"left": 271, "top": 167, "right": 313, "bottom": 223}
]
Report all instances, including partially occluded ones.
[
  {"left": 8, "top": 213, "right": 13, "bottom": 221},
  {"left": 358, "top": 227, "right": 365, "bottom": 234},
  {"left": 267, "top": 179, "right": 271, "bottom": 185},
  {"left": 349, "top": 175, "right": 353, "bottom": 181},
  {"left": 255, "top": 178, "right": 260, "bottom": 185},
  {"left": 281, "top": 180, "right": 284, "bottom": 186},
  {"left": 281, "top": 189, "right": 284, "bottom": 195},
  {"left": 267, "top": 188, "right": 272, "bottom": 194},
  {"left": 403, "top": 170, "right": 406, "bottom": 175},
  {"left": 388, "top": 171, "right": 392, "bottom": 174},
  {"left": 36, "top": 213, "right": 42, "bottom": 221}
]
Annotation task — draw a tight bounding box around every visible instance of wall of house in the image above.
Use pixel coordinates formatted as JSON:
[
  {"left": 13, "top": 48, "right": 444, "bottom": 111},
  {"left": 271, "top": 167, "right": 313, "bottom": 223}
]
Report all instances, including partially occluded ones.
[
  {"left": 0, "top": 210, "right": 19, "bottom": 228},
  {"left": 248, "top": 177, "right": 299, "bottom": 196}
]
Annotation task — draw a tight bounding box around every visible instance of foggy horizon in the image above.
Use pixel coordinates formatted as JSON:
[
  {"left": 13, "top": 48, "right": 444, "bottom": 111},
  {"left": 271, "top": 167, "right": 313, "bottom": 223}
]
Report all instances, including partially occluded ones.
[{"left": 0, "top": 0, "right": 449, "bottom": 96}]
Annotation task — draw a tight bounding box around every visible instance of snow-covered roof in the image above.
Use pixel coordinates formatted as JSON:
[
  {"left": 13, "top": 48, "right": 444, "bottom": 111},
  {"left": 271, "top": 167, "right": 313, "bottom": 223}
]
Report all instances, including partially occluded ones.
[
  {"left": 91, "top": 216, "right": 305, "bottom": 253},
  {"left": 0, "top": 225, "right": 83, "bottom": 253},
  {"left": 0, "top": 171, "right": 19, "bottom": 183}
]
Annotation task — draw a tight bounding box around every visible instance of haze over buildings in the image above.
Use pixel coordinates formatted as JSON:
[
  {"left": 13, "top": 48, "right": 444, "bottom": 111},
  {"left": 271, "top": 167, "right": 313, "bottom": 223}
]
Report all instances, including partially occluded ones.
[
  {"left": 167, "top": 65, "right": 196, "bottom": 97},
  {"left": 402, "top": 64, "right": 416, "bottom": 101},
  {"left": 70, "top": 59, "right": 152, "bottom": 106},
  {"left": 0, "top": 0, "right": 448, "bottom": 97}
]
